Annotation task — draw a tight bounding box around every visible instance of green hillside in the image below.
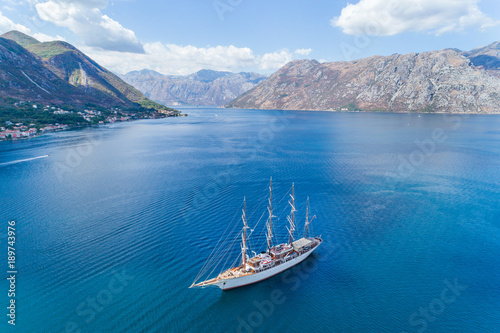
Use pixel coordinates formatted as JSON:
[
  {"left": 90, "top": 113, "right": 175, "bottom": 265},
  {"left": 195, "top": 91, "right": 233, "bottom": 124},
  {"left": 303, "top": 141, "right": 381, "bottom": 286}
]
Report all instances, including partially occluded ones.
[
  {"left": 0, "top": 30, "right": 174, "bottom": 112},
  {"left": 1, "top": 30, "right": 40, "bottom": 48}
]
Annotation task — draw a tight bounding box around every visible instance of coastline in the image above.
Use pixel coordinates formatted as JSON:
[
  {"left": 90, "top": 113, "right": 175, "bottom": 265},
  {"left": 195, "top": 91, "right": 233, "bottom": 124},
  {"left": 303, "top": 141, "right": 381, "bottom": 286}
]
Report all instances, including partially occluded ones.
[
  {"left": 0, "top": 112, "right": 187, "bottom": 142},
  {"left": 224, "top": 106, "right": 500, "bottom": 115},
  {"left": 4, "top": 105, "right": 498, "bottom": 143}
]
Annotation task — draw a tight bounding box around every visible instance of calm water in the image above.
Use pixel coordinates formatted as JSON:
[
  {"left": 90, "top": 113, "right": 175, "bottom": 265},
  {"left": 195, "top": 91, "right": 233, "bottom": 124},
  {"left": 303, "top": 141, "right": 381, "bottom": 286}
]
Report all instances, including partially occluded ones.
[{"left": 1, "top": 108, "right": 499, "bottom": 333}]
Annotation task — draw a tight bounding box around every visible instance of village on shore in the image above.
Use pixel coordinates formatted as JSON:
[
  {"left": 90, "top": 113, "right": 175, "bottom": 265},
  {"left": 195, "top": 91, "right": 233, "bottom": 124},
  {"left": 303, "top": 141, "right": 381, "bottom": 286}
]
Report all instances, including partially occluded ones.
[{"left": 0, "top": 102, "right": 180, "bottom": 140}]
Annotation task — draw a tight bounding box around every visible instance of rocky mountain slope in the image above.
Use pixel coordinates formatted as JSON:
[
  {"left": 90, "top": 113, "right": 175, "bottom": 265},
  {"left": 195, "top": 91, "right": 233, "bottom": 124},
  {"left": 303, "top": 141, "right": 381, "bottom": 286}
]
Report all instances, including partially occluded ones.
[
  {"left": 463, "top": 41, "right": 500, "bottom": 70},
  {"left": 227, "top": 45, "right": 500, "bottom": 113},
  {"left": 0, "top": 30, "right": 166, "bottom": 110},
  {"left": 121, "top": 69, "right": 266, "bottom": 106},
  {"left": 0, "top": 36, "right": 92, "bottom": 107}
]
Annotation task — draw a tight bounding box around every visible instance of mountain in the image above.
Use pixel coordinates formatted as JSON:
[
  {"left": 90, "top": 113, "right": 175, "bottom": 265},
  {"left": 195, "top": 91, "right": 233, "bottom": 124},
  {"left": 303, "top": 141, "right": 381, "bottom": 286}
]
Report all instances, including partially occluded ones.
[
  {"left": 227, "top": 45, "right": 500, "bottom": 113},
  {"left": 121, "top": 69, "right": 266, "bottom": 106},
  {"left": 0, "top": 35, "right": 92, "bottom": 107},
  {"left": 463, "top": 41, "right": 500, "bottom": 70},
  {"left": 0, "top": 30, "right": 167, "bottom": 110},
  {"left": 1, "top": 30, "right": 39, "bottom": 48}
]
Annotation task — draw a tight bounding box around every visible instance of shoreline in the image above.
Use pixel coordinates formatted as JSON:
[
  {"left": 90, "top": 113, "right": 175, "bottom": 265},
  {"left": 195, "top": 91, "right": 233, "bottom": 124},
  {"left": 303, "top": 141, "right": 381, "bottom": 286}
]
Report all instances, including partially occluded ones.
[
  {"left": 0, "top": 113, "right": 186, "bottom": 142},
  {"left": 224, "top": 106, "right": 500, "bottom": 115},
  {"left": 3, "top": 106, "right": 498, "bottom": 142}
]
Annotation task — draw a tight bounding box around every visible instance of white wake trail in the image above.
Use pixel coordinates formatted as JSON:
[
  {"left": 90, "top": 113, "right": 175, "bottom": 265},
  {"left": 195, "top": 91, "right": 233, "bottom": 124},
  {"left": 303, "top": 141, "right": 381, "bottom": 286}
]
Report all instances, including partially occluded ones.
[{"left": 0, "top": 155, "right": 50, "bottom": 166}]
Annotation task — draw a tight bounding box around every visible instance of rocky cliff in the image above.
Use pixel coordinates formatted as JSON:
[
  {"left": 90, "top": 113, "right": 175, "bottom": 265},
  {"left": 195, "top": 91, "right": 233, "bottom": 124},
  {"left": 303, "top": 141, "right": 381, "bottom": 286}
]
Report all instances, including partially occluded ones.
[{"left": 227, "top": 45, "right": 500, "bottom": 113}]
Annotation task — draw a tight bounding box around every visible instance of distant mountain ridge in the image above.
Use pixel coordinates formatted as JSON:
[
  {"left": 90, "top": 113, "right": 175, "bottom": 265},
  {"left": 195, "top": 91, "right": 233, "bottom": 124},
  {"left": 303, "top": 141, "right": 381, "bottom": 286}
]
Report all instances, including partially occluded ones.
[
  {"left": 463, "top": 41, "right": 500, "bottom": 70},
  {"left": 0, "top": 30, "right": 167, "bottom": 111},
  {"left": 227, "top": 43, "right": 500, "bottom": 113},
  {"left": 121, "top": 69, "right": 266, "bottom": 106}
]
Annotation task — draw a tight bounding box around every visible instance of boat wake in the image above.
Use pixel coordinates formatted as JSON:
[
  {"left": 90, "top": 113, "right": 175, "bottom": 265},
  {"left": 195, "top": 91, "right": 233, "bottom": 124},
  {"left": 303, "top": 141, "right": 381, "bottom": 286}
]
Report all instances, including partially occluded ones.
[{"left": 0, "top": 155, "right": 50, "bottom": 166}]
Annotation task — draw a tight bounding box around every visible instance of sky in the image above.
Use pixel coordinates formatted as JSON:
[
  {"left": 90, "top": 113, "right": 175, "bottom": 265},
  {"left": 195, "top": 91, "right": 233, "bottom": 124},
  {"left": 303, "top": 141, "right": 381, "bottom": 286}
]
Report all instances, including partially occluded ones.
[{"left": 0, "top": 0, "right": 499, "bottom": 76}]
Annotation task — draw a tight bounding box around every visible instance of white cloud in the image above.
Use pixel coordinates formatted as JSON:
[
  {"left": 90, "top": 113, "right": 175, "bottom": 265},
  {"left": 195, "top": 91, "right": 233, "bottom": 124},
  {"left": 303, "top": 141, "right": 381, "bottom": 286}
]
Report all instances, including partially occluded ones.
[
  {"left": 0, "top": 11, "right": 32, "bottom": 34},
  {"left": 33, "top": 32, "right": 65, "bottom": 42},
  {"left": 331, "top": 0, "right": 500, "bottom": 36},
  {"left": 260, "top": 49, "right": 295, "bottom": 71},
  {"left": 82, "top": 43, "right": 310, "bottom": 75},
  {"left": 1, "top": 2, "right": 311, "bottom": 74},
  {"left": 35, "top": 0, "right": 144, "bottom": 53},
  {"left": 0, "top": 11, "right": 61, "bottom": 42},
  {"left": 294, "top": 48, "right": 312, "bottom": 56}
]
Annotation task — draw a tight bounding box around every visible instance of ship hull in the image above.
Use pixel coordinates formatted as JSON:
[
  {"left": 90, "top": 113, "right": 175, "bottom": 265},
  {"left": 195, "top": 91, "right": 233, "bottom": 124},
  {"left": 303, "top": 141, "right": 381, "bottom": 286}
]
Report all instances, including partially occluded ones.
[{"left": 213, "top": 242, "right": 321, "bottom": 290}]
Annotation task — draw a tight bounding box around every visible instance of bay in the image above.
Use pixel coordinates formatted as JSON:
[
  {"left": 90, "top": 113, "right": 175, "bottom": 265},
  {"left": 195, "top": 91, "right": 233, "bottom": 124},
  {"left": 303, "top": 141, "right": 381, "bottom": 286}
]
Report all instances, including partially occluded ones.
[{"left": 1, "top": 107, "right": 499, "bottom": 332}]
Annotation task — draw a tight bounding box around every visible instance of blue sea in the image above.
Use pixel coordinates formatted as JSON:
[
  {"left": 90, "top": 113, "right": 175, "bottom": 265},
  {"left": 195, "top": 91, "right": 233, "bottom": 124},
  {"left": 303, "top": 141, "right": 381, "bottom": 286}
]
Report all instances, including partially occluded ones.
[{"left": 1, "top": 107, "right": 499, "bottom": 333}]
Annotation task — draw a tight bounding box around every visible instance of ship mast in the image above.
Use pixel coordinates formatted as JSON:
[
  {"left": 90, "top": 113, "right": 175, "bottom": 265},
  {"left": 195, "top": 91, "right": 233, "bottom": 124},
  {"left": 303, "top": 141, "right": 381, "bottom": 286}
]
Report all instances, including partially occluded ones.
[
  {"left": 266, "top": 177, "right": 273, "bottom": 253},
  {"left": 304, "top": 197, "right": 316, "bottom": 239},
  {"left": 305, "top": 196, "right": 309, "bottom": 239},
  {"left": 241, "top": 197, "right": 249, "bottom": 267},
  {"left": 287, "top": 183, "right": 296, "bottom": 245}
]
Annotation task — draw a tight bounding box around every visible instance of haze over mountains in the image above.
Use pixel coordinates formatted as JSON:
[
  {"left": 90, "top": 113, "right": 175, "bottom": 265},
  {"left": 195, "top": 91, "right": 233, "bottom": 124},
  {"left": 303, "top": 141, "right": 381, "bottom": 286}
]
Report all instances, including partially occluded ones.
[
  {"left": 228, "top": 42, "right": 500, "bottom": 113},
  {"left": 0, "top": 30, "right": 166, "bottom": 111},
  {"left": 121, "top": 69, "right": 266, "bottom": 106}
]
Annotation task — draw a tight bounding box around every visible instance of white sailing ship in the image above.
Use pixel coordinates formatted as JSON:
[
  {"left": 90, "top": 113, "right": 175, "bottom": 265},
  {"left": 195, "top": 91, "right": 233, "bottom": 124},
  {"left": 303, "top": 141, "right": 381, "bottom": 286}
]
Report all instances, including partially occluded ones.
[{"left": 191, "top": 179, "right": 322, "bottom": 291}]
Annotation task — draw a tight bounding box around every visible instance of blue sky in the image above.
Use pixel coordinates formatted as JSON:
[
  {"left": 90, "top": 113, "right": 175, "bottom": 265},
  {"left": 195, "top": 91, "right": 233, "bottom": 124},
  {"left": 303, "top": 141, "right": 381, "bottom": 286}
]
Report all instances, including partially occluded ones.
[{"left": 0, "top": 0, "right": 499, "bottom": 75}]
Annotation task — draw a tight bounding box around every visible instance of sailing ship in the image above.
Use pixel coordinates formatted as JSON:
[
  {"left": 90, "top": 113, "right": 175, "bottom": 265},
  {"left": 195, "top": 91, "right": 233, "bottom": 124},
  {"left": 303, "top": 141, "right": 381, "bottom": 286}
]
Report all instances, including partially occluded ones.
[{"left": 190, "top": 179, "right": 322, "bottom": 291}]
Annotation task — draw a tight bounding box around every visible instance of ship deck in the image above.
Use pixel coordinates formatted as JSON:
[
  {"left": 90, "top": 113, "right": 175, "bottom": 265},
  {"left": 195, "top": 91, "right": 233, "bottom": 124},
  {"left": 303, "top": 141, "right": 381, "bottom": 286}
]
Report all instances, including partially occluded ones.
[{"left": 191, "top": 237, "right": 322, "bottom": 288}]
